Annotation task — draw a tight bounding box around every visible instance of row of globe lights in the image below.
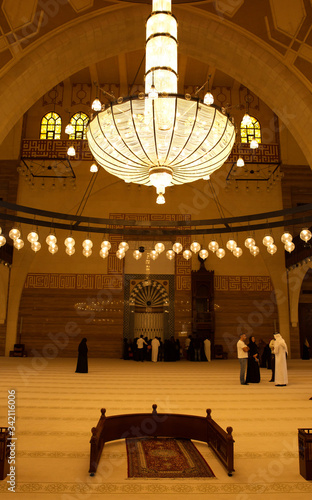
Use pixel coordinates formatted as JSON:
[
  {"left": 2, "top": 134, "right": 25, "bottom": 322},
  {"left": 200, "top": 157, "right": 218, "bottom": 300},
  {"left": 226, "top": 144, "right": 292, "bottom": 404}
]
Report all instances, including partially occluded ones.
[{"left": 1, "top": 227, "right": 312, "bottom": 258}]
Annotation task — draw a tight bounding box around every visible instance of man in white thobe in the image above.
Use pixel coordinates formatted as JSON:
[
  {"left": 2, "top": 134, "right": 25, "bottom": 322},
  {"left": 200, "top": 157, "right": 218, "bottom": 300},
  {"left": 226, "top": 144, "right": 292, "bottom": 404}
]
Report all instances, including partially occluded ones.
[
  {"left": 204, "top": 338, "right": 211, "bottom": 362},
  {"left": 151, "top": 337, "right": 160, "bottom": 363},
  {"left": 274, "top": 333, "right": 288, "bottom": 386}
]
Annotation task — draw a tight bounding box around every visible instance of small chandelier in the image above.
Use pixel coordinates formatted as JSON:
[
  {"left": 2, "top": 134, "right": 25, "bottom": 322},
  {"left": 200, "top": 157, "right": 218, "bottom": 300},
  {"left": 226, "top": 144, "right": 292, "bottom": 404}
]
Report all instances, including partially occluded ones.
[{"left": 87, "top": 0, "right": 235, "bottom": 204}]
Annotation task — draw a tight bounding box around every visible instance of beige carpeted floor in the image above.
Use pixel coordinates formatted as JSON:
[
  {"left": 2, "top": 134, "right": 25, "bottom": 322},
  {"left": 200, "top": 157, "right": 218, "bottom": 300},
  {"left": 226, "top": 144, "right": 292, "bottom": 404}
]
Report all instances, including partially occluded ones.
[{"left": 0, "top": 357, "right": 312, "bottom": 499}]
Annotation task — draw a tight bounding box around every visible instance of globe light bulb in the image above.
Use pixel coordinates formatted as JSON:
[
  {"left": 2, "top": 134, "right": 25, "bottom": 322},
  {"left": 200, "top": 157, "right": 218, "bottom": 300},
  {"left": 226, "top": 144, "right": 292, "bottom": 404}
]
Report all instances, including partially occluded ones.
[
  {"left": 245, "top": 237, "right": 255, "bottom": 248},
  {"left": 116, "top": 249, "right": 125, "bottom": 259},
  {"left": 267, "top": 243, "right": 277, "bottom": 255},
  {"left": 66, "top": 246, "right": 75, "bottom": 256},
  {"left": 300, "top": 228, "right": 312, "bottom": 242},
  {"left": 101, "top": 240, "right": 111, "bottom": 250},
  {"left": 284, "top": 241, "right": 295, "bottom": 253},
  {"left": 250, "top": 138, "right": 259, "bottom": 149},
  {"left": 150, "top": 250, "right": 159, "bottom": 260},
  {"left": 166, "top": 250, "right": 175, "bottom": 260},
  {"left": 262, "top": 235, "right": 274, "bottom": 247},
  {"left": 250, "top": 245, "right": 259, "bottom": 256},
  {"left": 204, "top": 92, "right": 214, "bottom": 105},
  {"left": 281, "top": 232, "right": 292, "bottom": 244},
  {"left": 172, "top": 242, "right": 183, "bottom": 254},
  {"left": 65, "top": 236, "right": 75, "bottom": 247},
  {"left": 27, "top": 231, "right": 39, "bottom": 243},
  {"left": 133, "top": 250, "right": 142, "bottom": 260},
  {"left": 83, "top": 248, "right": 92, "bottom": 257},
  {"left": 0, "top": 235, "right": 7, "bottom": 247},
  {"left": 155, "top": 242, "right": 165, "bottom": 254},
  {"left": 199, "top": 249, "right": 208, "bottom": 260},
  {"left": 65, "top": 123, "right": 74, "bottom": 135},
  {"left": 9, "top": 228, "right": 21, "bottom": 240},
  {"left": 90, "top": 163, "right": 98, "bottom": 173},
  {"left": 190, "top": 241, "right": 201, "bottom": 253},
  {"left": 82, "top": 238, "right": 93, "bottom": 250},
  {"left": 183, "top": 249, "right": 192, "bottom": 260},
  {"left": 208, "top": 240, "right": 219, "bottom": 253},
  {"left": 31, "top": 241, "right": 41, "bottom": 253},
  {"left": 242, "top": 113, "right": 252, "bottom": 126},
  {"left": 216, "top": 248, "right": 225, "bottom": 259},
  {"left": 226, "top": 239, "right": 237, "bottom": 251},
  {"left": 48, "top": 244, "right": 58, "bottom": 254},
  {"left": 233, "top": 247, "right": 243, "bottom": 258},
  {"left": 92, "top": 98, "right": 102, "bottom": 112},
  {"left": 100, "top": 248, "right": 109, "bottom": 259},
  {"left": 67, "top": 146, "right": 76, "bottom": 157},
  {"left": 119, "top": 241, "right": 129, "bottom": 252},
  {"left": 14, "top": 238, "right": 24, "bottom": 250},
  {"left": 46, "top": 234, "right": 57, "bottom": 246}
]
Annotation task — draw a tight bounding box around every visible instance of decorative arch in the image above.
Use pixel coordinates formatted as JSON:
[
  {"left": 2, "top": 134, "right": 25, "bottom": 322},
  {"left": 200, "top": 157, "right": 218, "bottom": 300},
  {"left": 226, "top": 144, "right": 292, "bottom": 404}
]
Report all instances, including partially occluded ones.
[
  {"left": 69, "top": 112, "right": 89, "bottom": 140},
  {"left": 40, "top": 112, "right": 62, "bottom": 140},
  {"left": 1, "top": 5, "right": 312, "bottom": 168},
  {"left": 130, "top": 279, "right": 169, "bottom": 310},
  {"left": 124, "top": 274, "right": 174, "bottom": 341}
]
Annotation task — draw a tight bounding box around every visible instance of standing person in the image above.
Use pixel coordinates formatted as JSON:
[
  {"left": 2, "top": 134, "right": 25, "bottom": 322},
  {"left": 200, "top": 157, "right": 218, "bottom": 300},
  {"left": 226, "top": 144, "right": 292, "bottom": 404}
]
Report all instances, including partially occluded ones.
[
  {"left": 151, "top": 336, "right": 160, "bottom": 363},
  {"left": 269, "top": 337, "right": 275, "bottom": 382},
  {"left": 193, "top": 335, "right": 201, "bottom": 361},
  {"left": 302, "top": 338, "right": 310, "bottom": 360},
  {"left": 237, "top": 333, "right": 249, "bottom": 385},
  {"left": 246, "top": 336, "right": 260, "bottom": 383},
  {"left": 274, "top": 333, "right": 288, "bottom": 386},
  {"left": 75, "top": 338, "right": 88, "bottom": 373},
  {"left": 136, "top": 335, "right": 147, "bottom": 362},
  {"left": 204, "top": 337, "right": 211, "bottom": 362},
  {"left": 184, "top": 335, "right": 192, "bottom": 359}
]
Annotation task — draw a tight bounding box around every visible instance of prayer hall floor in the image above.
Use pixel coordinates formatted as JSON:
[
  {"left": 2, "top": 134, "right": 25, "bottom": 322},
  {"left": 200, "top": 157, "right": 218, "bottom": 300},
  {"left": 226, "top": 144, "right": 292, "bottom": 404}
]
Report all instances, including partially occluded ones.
[{"left": 0, "top": 357, "right": 312, "bottom": 499}]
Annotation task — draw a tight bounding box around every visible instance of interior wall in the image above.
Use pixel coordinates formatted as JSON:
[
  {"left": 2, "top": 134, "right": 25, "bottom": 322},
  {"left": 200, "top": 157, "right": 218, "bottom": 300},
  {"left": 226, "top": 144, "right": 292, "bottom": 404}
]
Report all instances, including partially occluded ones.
[
  {"left": 214, "top": 289, "right": 278, "bottom": 359},
  {"left": 18, "top": 283, "right": 124, "bottom": 358}
]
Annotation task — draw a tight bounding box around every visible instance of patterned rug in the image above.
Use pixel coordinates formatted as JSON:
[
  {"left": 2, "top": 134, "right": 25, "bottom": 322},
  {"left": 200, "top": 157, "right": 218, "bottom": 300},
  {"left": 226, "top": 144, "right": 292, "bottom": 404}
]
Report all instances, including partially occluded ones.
[{"left": 126, "top": 437, "right": 215, "bottom": 478}]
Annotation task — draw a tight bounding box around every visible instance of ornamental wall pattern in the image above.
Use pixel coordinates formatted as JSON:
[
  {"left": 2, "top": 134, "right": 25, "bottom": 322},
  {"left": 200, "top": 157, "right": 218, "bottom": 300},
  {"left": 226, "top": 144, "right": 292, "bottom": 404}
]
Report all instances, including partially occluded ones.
[
  {"left": 24, "top": 274, "right": 273, "bottom": 292},
  {"left": 24, "top": 273, "right": 123, "bottom": 290}
]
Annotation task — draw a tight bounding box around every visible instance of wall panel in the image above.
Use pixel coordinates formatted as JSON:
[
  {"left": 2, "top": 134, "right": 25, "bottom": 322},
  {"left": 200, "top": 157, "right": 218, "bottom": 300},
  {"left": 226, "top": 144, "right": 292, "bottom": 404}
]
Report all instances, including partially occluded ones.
[{"left": 19, "top": 276, "right": 124, "bottom": 358}]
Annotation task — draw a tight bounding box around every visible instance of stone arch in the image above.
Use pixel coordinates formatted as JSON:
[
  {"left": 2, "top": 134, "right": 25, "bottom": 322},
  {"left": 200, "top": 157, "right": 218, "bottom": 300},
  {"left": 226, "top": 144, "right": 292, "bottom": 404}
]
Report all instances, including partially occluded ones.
[
  {"left": 0, "top": 5, "right": 312, "bottom": 166},
  {"left": 289, "top": 263, "right": 312, "bottom": 327}
]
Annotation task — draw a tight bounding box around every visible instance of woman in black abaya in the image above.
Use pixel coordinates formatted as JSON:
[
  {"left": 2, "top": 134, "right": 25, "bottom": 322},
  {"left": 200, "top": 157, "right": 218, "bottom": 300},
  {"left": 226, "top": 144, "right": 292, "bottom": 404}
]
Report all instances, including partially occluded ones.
[
  {"left": 75, "top": 338, "right": 88, "bottom": 373},
  {"left": 246, "top": 336, "right": 260, "bottom": 383}
]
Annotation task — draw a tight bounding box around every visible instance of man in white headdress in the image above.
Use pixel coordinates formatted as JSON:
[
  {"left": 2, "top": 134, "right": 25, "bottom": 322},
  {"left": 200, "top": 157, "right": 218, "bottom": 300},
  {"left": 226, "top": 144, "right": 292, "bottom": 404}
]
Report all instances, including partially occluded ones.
[
  {"left": 274, "top": 333, "right": 288, "bottom": 386},
  {"left": 151, "top": 336, "right": 160, "bottom": 363}
]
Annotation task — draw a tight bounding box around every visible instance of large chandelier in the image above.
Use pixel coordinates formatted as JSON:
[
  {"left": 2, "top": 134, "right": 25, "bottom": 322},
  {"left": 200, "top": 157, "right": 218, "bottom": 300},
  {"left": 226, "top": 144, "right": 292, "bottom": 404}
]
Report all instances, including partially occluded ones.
[{"left": 87, "top": 0, "right": 236, "bottom": 204}]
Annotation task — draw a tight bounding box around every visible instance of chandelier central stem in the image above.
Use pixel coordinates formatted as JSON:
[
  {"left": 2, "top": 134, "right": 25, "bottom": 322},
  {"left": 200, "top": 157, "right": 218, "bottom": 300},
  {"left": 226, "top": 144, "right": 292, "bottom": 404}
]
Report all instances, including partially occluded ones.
[{"left": 145, "top": 0, "right": 178, "bottom": 96}]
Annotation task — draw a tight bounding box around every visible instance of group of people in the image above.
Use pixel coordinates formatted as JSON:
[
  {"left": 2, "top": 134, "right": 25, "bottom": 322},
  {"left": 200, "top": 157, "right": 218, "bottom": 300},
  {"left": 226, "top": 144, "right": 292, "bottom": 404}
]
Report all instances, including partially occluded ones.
[
  {"left": 184, "top": 335, "right": 211, "bottom": 362},
  {"left": 237, "top": 333, "right": 288, "bottom": 386},
  {"left": 123, "top": 336, "right": 181, "bottom": 362},
  {"left": 123, "top": 334, "right": 212, "bottom": 363}
]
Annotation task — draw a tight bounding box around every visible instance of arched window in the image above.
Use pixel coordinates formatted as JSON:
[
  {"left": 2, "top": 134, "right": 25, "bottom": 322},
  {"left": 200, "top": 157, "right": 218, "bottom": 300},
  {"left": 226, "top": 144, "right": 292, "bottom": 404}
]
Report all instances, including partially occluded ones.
[
  {"left": 40, "top": 112, "right": 62, "bottom": 140},
  {"left": 240, "top": 116, "right": 261, "bottom": 144},
  {"left": 69, "top": 112, "right": 89, "bottom": 140}
]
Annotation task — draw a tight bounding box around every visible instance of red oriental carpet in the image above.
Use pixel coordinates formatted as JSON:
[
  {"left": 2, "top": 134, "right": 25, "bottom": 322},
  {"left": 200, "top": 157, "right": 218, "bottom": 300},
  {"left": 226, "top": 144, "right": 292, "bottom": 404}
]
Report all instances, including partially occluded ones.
[{"left": 126, "top": 437, "right": 215, "bottom": 478}]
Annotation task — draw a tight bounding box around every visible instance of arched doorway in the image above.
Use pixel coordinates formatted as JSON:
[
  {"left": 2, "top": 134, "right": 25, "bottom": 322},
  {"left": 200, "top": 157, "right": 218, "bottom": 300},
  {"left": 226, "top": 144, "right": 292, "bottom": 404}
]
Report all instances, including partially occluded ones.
[
  {"left": 124, "top": 274, "right": 174, "bottom": 341},
  {"left": 298, "top": 268, "right": 312, "bottom": 359},
  {"left": 130, "top": 280, "right": 169, "bottom": 340}
]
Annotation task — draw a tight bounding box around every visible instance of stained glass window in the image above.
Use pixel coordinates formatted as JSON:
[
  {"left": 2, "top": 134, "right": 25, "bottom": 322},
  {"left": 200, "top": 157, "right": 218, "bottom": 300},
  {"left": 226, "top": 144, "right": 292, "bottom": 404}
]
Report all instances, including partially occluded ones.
[
  {"left": 240, "top": 116, "right": 261, "bottom": 144},
  {"left": 69, "top": 112, "right": 89, "bottom": 140},
  {"left": 40, "top": 112, "right": 62, "bottom": 140}
]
